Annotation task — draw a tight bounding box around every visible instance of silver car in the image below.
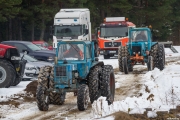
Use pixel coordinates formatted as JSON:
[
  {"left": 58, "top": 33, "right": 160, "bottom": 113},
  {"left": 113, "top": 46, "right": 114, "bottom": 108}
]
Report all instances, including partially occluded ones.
[{"left": 20, "top": 53, "right": 53, "bottom": 80}]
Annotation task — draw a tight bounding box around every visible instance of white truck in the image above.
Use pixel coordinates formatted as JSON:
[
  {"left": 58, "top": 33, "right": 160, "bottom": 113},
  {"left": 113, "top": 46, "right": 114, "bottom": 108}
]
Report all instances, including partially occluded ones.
[{"left": 53, "top": 8, "right": 91, "bottom": 48}]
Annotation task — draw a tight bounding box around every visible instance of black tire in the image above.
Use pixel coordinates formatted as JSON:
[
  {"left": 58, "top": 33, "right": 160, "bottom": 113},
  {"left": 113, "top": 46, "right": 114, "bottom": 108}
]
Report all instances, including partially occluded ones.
[
  {"left": 158, "top": 44, "right": 165, "bottom": 70},
  {"left": 118, "top": 46, "right": 132, "bottom": 72},
  {"left": 49, "top": 68, "right": 65, "bottom": 105},
  {"left": 147, "top": 56, "right": 153, "bottom": 71},
  {"left": 36, "top": 85, "right": 49, "bottom": 111},
  {"left": 0, "top": 59, "right": 16, "bottom": 88},
  {"left": 123, "top": 57, "right": 129, "bottom": 74},
  {"left": 88, "top": 66, "right": 101, "bottom": 104},
  {"left": 104, "top": 54, "right": 110, "bottom": 59},
  {"left": 150, "top": 44, "right": 158, "bottom": 69},
  {"left": 77, "top": 84, "right": 89, "bottom": 111},
  {"left": 101, "top": 65, "right": 115, "bottom": 105},
  {"left": 11, "top": 77, "right": 22, "bottom": 86}
]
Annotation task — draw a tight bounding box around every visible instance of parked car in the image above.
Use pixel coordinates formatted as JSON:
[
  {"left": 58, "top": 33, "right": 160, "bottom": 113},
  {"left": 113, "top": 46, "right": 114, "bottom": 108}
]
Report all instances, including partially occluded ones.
[
  {"left": 1, "top": 41, "right": 55, "bottom": 62},
  {"left": 32, "top": 40, "right": 53, "bottom": 50},
  {"left": 20, "top": 53, "right": 53, "bottom": 80}
]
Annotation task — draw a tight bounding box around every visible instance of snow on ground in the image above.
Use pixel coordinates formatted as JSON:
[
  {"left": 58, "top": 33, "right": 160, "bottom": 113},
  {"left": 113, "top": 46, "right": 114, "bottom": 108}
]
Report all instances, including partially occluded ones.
[{"left": 0, "top": 46, "right": 180, "bottom": 120}]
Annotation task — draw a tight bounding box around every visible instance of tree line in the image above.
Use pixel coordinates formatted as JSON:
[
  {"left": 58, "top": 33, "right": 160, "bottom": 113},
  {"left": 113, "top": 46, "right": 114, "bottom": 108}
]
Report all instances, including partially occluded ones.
[{"left": 0, "top": 0, "right": 180, "bottom": 45}]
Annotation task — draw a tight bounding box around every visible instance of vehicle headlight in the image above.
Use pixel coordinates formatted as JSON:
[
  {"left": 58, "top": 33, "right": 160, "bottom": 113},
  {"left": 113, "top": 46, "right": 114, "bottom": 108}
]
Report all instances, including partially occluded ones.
[{"left": 25, "top": 66, "right": 36, "bottom": 70}]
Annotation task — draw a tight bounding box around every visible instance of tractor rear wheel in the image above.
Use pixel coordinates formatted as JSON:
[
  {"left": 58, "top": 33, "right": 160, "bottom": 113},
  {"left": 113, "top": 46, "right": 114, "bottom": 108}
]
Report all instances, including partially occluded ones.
[
  {"left": 0, "top": 59, "right": 16, "bottom": 88},
  {"left": 88, "top": 66, "right": 101, "bottom": 104},
  {"left": 118, "top": 46, "right": 132, "bottom": 72},
  {"left": 36, "top": 85, "right": 49, "bottom": 111},
  {"left": 101, "top": 65, "right": 115, "bottom": 105},
  {"left": 123, "top": 57, "right": 129, "bottom": 74},
  {"left": 49, "top": 68, "right": 65, "bottom": 105},
  {"left": 158, "top": 44, "right": 165, "bottom": 70},
  {"left": 77, "top": 84, "right": 89, "bottom": 111},
  {"left": 147, "top": 56, "right": 153, "bottom": 71}
]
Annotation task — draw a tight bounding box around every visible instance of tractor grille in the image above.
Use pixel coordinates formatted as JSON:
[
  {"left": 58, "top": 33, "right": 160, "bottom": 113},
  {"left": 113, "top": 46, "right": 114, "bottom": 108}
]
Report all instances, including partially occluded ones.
[
  {"left": 104, "top": 42, "right": 121, "bottom": 47},
  {"left": 56, "top": 66, "right": 66, "bottom": 76},
  {"left": 132, "top": 46, "right": 141, "bottom": 53}
]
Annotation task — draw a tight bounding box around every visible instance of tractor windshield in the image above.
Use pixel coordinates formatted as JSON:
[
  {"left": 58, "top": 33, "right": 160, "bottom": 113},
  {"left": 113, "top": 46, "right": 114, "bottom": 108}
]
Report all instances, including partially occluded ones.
[
  {"left": 100, "top": 26, "right": 128, "bottom": 37},
  {"left": 57, "top": 43, "right": 84, "bottom": 60},
  {"left": 54, "top": 25, "right": 83, "bottom": 39},
  {"left": 130, "top": 30, "right": 148, "bottom": 42}
]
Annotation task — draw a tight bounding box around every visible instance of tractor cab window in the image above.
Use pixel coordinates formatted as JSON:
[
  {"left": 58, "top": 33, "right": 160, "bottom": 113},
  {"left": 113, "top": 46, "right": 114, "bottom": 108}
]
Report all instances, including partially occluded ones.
[
  {"left": 58, "top": 43, "right": 84, "bottom": 60},
  {"left": 131, "top": 30, "right": 148, "bottom": 42}
]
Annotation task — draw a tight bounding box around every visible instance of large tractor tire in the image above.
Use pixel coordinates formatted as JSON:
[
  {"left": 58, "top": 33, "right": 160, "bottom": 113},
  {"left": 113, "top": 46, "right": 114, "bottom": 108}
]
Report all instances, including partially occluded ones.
[
  {"left": 158, "top": 44, "right": 165, "bottom": 70},
  {"left": 118, "top": 46, "right": 133, "bottom": 72},
  {"left": 36, "top": 85, "right": 49, "bottom": 111},
  {"left": 0, "top": 59, "right": 16, "bottom": 88},
  {"left": 88, "top": 66, "right": 101, "bottom": 104},
  {"left": 101, "top": 65, "right": 115, "bottom": 105},
  {"left": 147, "top": 56, "right": 153, "bottom": 71},
  {"left": 150, "top": 44, "right": 158, "bottom": 69},
  {"left": 49, "top": 68, "right": 65, "bottom": 105},
  {"left": 36, "top": 66, "right": 52, "bottom": 111},
  {"left": 77, "top": 84, "right": 89, "bottom": 111}
]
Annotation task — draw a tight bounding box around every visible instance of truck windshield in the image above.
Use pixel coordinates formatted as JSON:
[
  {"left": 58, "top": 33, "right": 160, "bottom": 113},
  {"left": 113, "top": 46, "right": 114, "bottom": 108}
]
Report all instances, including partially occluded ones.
[
  {"left": 57, "top": 43, "right": 84, "bottom": 60},
  {"left": 54, "top": 25, "right": 83, "bottom": 38},
  {"left": 100, "top": 26, "right": 128, "bottom": 37}
]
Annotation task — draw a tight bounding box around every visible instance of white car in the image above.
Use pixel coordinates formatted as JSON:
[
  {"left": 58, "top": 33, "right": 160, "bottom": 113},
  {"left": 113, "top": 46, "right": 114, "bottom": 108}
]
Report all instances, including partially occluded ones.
[{"left": 20, "top": 53, "right": 53, "bottom": 80}]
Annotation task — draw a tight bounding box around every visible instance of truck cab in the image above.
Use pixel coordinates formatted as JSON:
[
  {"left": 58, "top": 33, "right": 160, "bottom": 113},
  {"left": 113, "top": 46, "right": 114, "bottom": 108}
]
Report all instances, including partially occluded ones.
[{"left": 53, "top": 8, "right": 91, "bottom": 49}]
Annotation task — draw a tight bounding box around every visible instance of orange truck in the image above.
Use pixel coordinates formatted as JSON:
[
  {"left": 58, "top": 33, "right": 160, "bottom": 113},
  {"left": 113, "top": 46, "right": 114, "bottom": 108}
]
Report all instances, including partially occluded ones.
[{"left": 96, "top": 17, "right": 136, "bottom": 59}]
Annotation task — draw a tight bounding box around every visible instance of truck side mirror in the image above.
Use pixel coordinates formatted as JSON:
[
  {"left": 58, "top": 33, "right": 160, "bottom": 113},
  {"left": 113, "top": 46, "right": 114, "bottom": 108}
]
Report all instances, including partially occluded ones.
[
  {"left": 126, "top": 32, "right": 128, "bottom": 36},
  {"left": 85, "top": 29, "right": 89, "bottom": 34},
  {"left": 22, "top": 50, "right": 29, "bottom": 54}
]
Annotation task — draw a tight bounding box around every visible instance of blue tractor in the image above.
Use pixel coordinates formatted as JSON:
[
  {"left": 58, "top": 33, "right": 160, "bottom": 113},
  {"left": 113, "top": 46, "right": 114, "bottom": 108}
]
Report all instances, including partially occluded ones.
[
  {"left": 36, "top": 40, "right": 115, "bottom": 111},
  {"left": 118, "top": 27, "right": 165, "bottom": 74}
]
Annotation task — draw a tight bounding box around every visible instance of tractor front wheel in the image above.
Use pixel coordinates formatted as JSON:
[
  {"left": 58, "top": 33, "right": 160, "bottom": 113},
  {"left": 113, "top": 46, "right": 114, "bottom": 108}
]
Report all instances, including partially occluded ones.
[
  {"left": 36, "top": 85, "right": 49, "bottom": 111},
  {"left": 88, "top": 66, "right": 101, "bottom": 104},
  {"left": 147, "top": 56, "right": 153, "bottom": 71},
  {"left": 123, "top": 57, "right": 129, "bottom": 74},
  {"left": 77, "top": 84, "right": 89, "bottom": 111}
]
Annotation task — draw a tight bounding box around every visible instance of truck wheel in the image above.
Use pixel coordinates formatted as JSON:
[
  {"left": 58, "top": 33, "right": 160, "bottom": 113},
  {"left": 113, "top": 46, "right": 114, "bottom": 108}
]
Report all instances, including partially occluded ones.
[
  {"left": 123, "top": 57, "right": 129, "bottom": 74},
  {"left": 11, "top": 77, "right": 22, "bottom": 86},
  {"left": 88, "top": 66, "right": 101, "bottom": 104},
  {"left": 150, "top": 44, "right": 158, "bottom": 69},
  {"left": 49, "top": 68, "right": 65, "bottom": 105},
  {"left": 77, "top": 84, "right": 89, "bottom": 111},
  {"left": 36, "top": 85, "right": 49, "bottom": 111},
  {"left": 147, "top": 56, "right": 153, "bottom": 71},
  {"left": 0, "top": 59, "right": 16, "bottom": 88},
  {"left": 158, "top": 44, "right": 165, "bottom": 70},
  {"left": 101, "top": 65, "right": 115, "bottom": 105},
  {"left": 104, "top": 54, "right": 110, "bottom": 59}
]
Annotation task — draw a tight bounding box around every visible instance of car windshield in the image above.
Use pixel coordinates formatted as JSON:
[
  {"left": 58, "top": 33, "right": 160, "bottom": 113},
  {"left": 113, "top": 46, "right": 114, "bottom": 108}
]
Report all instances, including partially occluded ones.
[
  {"left": 54, "top": 25, "right": 83, "bottom": 38},
  {"left": 20, "top": 53, "right": 38, "bottom": 62},
  {"left": 25, "top": 43, "right": 42, "bottom": 51},
  {"left": 57, "top": 43, "right": 84, "bottom": 60},
  {"left": 100, "top": 26, "right": 128, "bottom": 37}
]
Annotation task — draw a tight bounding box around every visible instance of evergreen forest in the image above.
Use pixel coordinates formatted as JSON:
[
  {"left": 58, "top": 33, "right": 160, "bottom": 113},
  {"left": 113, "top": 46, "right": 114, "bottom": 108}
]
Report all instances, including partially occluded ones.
[{"left": 0, "top": 0, "right": 180, "bottom": 45}]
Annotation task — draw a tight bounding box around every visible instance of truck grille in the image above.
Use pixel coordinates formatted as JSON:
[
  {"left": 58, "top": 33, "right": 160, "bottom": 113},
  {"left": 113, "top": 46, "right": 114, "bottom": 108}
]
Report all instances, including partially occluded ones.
[
  {"left": 104, "top": 42, "right": 121, "bottom": 47},
  {"left": 56, "top": 66, "right": 66, "bottom": 76}
]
